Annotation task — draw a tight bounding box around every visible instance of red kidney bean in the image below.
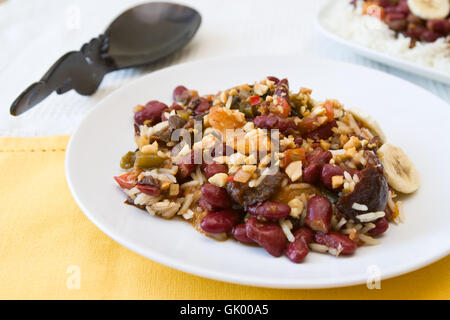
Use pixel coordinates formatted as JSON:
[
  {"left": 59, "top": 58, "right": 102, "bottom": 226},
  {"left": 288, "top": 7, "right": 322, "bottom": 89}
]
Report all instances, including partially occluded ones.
[
  {"left": 198, "top": 196, "right": 216, "bottom": 212},
  {"left": 194, "top": 97, "right": 211, "bottom": 115},
  {"left": 321, "top": 163, "right": 346, "bottom": 190},
  {"left": 202, "top": 163, "right": 228, "bottom": 179},
  {"left": 136, "top": 184, "right": 160, "bottom": 196},
  {"left": 232, "top": 223, "right": 256, "bottom": 244},
  {"left": 200, "top": 210, "right": 241, "bottom": 233},
  {"left": 294, "top": 137, "right": 303, "bottom": 147},
  {"left": 303, "top": 162, "right": 321, "bottom": 184},
  {"left": 427, "top": 19, "right": 450, "bottom": 35},
  {"left": 201, "top": 183, "right": 230, "bottom": 208},
  {"left": 304, "top": 120, "right": 337, "bottom": 140},
  {"left": 307, "top": 148, "right": 333, "bottom": 165},
  {"left": 368, "top": 217, "right": 389, "bottom": 237},
  {"left": 253, "top": 115, "right": 296, "bottom": 133},
  {"left": 305, "top": 195, "right": 332, "bottom": 233},
  {"left": 247, "top": 201, "right": 291, "bottom": 220},
  {"left": 134, "top": 101, "right": 168, "bottom": 125},
  {"left": 173, "top": 85, "right": 189, "bottom": 103},
  {"left": 378, "top": 0, "right": 394, "bottom": 8},
  {"left": 321, "top": 164, "right": 359, "bottom": 190},
  {"left": 395, "top": 2, "right": 410, "bottom": 14},
  {"left": 177, "top": 150, "right": 198, "bottom": 179},
  {"left": 303, "top": 149, "right": 332, "bottom": 183},
  {"left": 294, "top": 227, "right": 314, "bottom": 243},
  {"left": 286, "top": 227, "right": 314, "bottom": 263},
  {"left": 245, "top": 217, "right": 287, "bottom": 257},
  {"left": 267, "top": 76, "right": 280, "bottom": 84},
  {"left": 421, "top": 30, "right": 441, "bottom": 42},
  {"left": 314, "top": 232, "right": 357, "bottom": 255},
  {"left": 407, "top": 25, "right": 427, "bottom": 39},
  {"left": 275, "top": 78, "right": 289, "bottom": 98}
]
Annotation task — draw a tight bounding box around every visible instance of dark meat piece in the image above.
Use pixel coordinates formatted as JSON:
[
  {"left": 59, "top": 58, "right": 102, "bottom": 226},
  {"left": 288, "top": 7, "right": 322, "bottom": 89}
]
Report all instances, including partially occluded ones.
[
  {"left": 363, "top": 150, "right": 383, "bottom": 169},
  {"left": 152, "top": 115, "right": 187, "bottom": 144},
  {"left": 226, "top": 171, "right": 284, "bottom": 208},
  {"left": 336, "top": 167, "right": 388, "bottom": 222},
  {"left": 169, "top": 115, "right": 187, "bottom": 130},
  {"left": 138, "top": 175, "right": 160, "bottom": 188}
]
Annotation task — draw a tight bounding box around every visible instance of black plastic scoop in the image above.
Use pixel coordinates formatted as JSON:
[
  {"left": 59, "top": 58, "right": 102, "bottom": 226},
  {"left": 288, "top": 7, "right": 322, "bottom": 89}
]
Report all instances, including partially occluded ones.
[{"left": 10, "top": 2, "right": 201, "bottom": 116}]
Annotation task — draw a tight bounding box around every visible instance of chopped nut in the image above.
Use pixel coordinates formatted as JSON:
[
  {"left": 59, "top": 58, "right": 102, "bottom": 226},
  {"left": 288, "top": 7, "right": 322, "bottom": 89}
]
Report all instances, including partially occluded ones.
[
  {"left": 242, "top": 164, "right": 257, "bottom": 173},
  {"left": 288, "top": 198, "right": 304, "bottom": 218},
  {"left": 331, "top": 175, "right": 344, "bottom": 189},
  {"left": 320, "top": 140, "right": 331, "bottom": 150},
  {"left": 344, "top": 136, "right": 361, "bottom": 150},
  {"left": 285, "top": 160, "right": 303, "bottom": 182},
  {"left": 253, "top": 83, "right": 268, "bottom": 96},
  {"left": 169, "top": 184, "right": 180, "bottom": 196},
  {"left": 346, "top": 147, "right": 357, "bottom": 156},
  {"left": 233, "top": 169, "right": 252, "bottom": 183},
  {"left": 161, "top": 181, "right": 171, "bottom": 191},
  {"left": 141, "top": 141, "right": 158, "bottom": 154},
  {"left": 208, "top": 173, "right": 228, "bottom": 187}
]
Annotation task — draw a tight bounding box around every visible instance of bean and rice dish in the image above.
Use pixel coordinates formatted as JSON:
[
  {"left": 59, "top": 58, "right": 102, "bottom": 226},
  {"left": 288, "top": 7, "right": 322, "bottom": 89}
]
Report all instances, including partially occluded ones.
[
  {"left": 323, "top": 0, "right": 450, "bottom": 72},
  {"left": 114, "top": 77, "right": 420, "bottom": 262}
]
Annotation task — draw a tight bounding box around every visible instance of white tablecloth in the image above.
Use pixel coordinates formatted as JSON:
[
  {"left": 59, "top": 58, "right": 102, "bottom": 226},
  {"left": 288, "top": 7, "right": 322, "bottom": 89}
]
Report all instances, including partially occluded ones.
[{"left": 1, "top": 0, "right": 448, "bottom": 136}]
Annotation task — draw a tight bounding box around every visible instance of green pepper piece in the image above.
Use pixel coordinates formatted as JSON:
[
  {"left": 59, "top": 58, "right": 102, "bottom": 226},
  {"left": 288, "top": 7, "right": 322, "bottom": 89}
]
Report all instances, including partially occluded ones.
[
  {"left": 176, "top": 109, "right": 192, "bottom": 121},
  {"left": 120, "top": 151, "right": 136, "bottom": 169},
  {"left": 135, "top": 151, "right": 164, "bottom": 169}
]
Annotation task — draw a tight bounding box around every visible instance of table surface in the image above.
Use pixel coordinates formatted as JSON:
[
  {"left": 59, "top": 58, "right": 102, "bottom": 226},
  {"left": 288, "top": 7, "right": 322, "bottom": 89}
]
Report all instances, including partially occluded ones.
[{"left": 1, "top": 0, "right": 449, "bottom": 136}]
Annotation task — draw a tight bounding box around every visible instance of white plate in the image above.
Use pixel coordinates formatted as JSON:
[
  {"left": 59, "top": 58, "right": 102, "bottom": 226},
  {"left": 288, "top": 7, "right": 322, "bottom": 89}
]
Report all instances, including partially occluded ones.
[
  {"left": 66, "top": 55, "right": 450, "bottom": 288},
  {"left": 316, "top": 0, "right": 450, "bottom": 85}
]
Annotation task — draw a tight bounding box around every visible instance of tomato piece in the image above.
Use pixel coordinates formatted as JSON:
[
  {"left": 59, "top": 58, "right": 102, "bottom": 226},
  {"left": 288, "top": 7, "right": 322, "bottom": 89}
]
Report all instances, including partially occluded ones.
[
  {"left": 114, "top": 172, "right": 137, "bottom": 189},
  {"left": 362, "top": 2, "right": 384, "bottom": 20},
  {"left": 299, "top": 115, "right": 319, "bottom": 135},
  {"left": 136, "top": 184, "right": 160, "bottom": 196},
  {"left": 249, "top": 95, "right": 261, "bottom": 106},
  {"left": 282, "top": 148, "right": 306, "bottom": 168},
  {"left": 277, "top": 97, "right": 291, "bottom": 118},
  {"left": 323, "top": 100, "right": 335, "bottom": 122}
]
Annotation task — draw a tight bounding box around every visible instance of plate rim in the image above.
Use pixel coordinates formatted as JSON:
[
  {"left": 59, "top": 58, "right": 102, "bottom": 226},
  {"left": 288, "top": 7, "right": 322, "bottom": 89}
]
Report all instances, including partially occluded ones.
[
  {"left": 315, "top": 0, "right": 450, "bottom": 86},
  {"left": 65, "top": 54, "right": 450, "bottom": 289}
]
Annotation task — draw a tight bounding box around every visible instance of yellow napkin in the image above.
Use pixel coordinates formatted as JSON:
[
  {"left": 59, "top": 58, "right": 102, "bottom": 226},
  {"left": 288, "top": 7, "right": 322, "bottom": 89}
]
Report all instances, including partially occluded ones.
[{"left": 0, "top": 135, "right": 448, "bottom": 300}]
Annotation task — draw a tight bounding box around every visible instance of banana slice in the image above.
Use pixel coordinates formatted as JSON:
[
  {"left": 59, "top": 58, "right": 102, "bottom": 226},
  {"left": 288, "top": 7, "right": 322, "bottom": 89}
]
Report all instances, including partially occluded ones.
[
  {"left": 407, "top": 0, "right": 450, "bottom": 20},
  {"left": 348, "top": 107, "right": 387, "bottom": 143},
  {"left": 377, "top": 143, "right": 420, "bottom": 194}
]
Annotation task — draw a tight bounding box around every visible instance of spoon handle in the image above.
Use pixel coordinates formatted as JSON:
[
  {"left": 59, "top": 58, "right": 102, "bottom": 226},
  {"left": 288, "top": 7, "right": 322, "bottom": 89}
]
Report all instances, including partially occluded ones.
[{"left": 10, "top": 35, "right": 116, "bottom": 116}]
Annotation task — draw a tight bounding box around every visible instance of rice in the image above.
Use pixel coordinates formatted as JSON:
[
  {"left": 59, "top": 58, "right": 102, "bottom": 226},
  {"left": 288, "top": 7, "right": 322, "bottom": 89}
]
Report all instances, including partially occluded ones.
[
  {"left": 279, "top": 219, "right": 295, "bottom": 242},
  {"left": 352, "top": 202, "right": 368, "bottom": 211},
  {"left": 358, "top": 233, "right": 380, "bottom": 246},
  {"left": 309, "top": 243, "right": 330, "bottom": 253},
  {"left": 323, "top": 0, "right": 450, "bottom": 73},
  {"left": 134, "top": 193, "right": 161, "bottom": 206},
  {"left": 356, "top": 210, "right": 385, "bottom": 222}
]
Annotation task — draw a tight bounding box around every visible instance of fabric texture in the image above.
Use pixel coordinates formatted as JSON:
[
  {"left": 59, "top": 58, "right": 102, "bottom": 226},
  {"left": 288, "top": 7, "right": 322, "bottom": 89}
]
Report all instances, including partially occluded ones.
[{"left": 0, "top": 135, "right": 448, "bottom": 300}]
